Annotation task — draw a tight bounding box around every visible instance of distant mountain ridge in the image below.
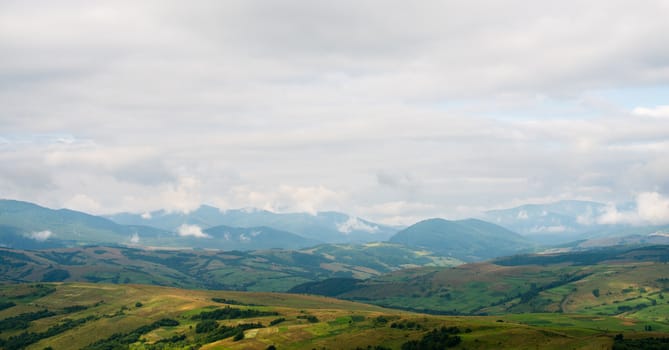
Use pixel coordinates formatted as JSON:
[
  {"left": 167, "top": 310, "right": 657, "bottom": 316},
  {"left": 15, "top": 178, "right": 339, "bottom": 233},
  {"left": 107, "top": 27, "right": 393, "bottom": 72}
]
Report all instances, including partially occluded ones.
[
  {"left": 389, "top": 218, "right": 533, "bottom": 261},
  {"left": 200, "top": 225, "right": 321, "bottom": 250},
  {"left": 5, "top": 198, "right": 669, "bottom": 256},
  {"left": 0, "top": 200, "right": 321, "bottom": 250},
  {"left": 481, "top": 200, "right": 669, "bottom": 245},
  {"left": 482, "top": 200, "right": 607, "bottom": 238},
  {"left": 106, "top": 205, "right": 400, "bottom": 243},
  {"left": 0, "top": 199, "right": 147, "bottom": 245}
]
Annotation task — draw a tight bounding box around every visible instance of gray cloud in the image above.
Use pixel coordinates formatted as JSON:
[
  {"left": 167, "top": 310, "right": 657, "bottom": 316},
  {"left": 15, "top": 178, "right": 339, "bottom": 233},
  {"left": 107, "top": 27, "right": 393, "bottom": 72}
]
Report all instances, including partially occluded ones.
[{"left": 1, "top": 1, "right": 669, "bottom": 224}]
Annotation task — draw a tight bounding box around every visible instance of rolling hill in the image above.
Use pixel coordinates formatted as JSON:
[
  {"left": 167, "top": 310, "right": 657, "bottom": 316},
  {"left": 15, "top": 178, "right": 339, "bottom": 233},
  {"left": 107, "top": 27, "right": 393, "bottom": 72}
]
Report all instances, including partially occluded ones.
[
  {"left": 290, "top": 245, "right": 669, "bottom": 320},
  {"left": 0, "top": 243, "right": 461, "bottom": 292},
  {"left": 389, "top": 218, "right": 533, "bottom": 261},
  {"left": 0, "top": 282, "right": 666, "bottom": 350}
]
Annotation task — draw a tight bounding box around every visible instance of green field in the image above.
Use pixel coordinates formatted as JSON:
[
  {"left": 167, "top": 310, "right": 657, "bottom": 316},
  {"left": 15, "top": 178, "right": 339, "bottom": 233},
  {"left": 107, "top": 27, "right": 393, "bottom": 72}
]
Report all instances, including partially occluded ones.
[
  {"left": 0, "top": 282, "right": 668, "bottom": 349},
  {"left": 3, "top": 246, "right": 669, "bottom": 348},
  {"left": 294, "top": 246, "right": 669, "bottom": 321}
]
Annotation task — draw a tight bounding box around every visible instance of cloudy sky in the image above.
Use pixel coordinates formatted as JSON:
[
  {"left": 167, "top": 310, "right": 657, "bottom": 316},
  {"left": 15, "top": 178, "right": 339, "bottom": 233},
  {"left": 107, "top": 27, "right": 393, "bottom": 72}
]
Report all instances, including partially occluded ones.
[{"left": 2, "top": 0, "right": 669, "bottom": 225}]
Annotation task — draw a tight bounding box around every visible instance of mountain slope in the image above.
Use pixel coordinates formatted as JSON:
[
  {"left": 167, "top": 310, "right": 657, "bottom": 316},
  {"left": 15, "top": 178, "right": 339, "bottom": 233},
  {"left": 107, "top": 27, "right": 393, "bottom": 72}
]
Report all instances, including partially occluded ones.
[
  {"left": 0, "top": 200, "right": 323, "bottom": 251},
  {"left": 107, "top": 206, "right": 399, "bottom": 243},
  {"left": 389, "top": 218, "right": 532, "bottom": 261},
  {"left": 0, "top": 199, "right": 146, "bottom": 246}
]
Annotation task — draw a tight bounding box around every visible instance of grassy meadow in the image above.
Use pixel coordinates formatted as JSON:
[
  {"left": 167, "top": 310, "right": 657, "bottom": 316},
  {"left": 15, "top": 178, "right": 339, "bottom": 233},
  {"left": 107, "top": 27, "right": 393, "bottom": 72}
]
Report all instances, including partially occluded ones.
[{"left": 1, "top": 282, "right": 667, "bottom": 349}]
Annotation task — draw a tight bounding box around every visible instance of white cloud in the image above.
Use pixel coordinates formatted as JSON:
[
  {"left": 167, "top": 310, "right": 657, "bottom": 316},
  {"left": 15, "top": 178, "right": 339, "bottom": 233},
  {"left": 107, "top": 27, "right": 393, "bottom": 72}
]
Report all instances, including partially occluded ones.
[
  {"left": 2, "top": 1, "right": 669, "bottom": 222},
  {"left": 160, "top": 177, "right": 202, "bottom": 214},
  {"left": 633, "top": 105, "right": 669, "bottom": 118},
  {"left": 64, "top": 194, "right": 101, "bottom": 213},
  {"left": 235, "top": 185, "right": 341, "bottom": 215},
  {"left": 336, "top": 216, "right": 379, "bottom": 234},
  {"left": 596, "top": 192, "right": 669, "bottom": 226},
  {"left": 129, "top": 232, "right": 140, "bottom": 244},
  {"left": 177, "top": 224, "right": 210, "bottom": 238},
  {"left": 530, "top": 225, "right": 567, "bottom": 233},
  {"left": 636, "top": 192, "right": 669, "bottom": 225},
  {"left": 29, "top": 230, "right": 52, "bottom": 241},
  {"left": 361, "top": 201, "right": 438, "bottom": 226},
  {"left": 596, "top": 203, "right": 640, "bottom": 225}
]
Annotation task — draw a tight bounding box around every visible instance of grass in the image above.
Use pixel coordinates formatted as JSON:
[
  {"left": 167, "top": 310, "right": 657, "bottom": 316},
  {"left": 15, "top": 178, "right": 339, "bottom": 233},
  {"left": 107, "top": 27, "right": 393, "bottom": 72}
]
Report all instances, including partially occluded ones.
[
  {"left": 329, "top": 258, "right": 669, "bottom": 320},
  {"left": 2, "top": 282, "right": 669, "bottom": 349}
]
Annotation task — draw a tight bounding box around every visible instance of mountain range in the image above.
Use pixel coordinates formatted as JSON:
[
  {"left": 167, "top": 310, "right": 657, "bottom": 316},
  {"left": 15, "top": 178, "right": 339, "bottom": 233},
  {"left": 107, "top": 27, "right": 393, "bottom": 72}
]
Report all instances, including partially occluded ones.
[
  {"left": 0, "top": 199, "right": 395, "bottom": 251},
  {"left": 3, "top": 198, "right": 669, "bottom": 261},
  {"left": 1, "top": 199, "right": 535, "bottom": 261},
  {"left": 482, "top": 200, "right": 669, "bottom": 245},
  {"left": 107, "top": 205, "right": 399, "bottom": 243}
]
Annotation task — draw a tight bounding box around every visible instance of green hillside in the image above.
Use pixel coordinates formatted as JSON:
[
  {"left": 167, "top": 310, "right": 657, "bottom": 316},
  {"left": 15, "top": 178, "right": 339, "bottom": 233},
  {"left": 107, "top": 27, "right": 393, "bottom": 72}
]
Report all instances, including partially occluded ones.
[
  {"left": 292, "top": 245, "right": 669, "bottom": 322},
  {"left": 0, "top": 243, "right": 460, "bottom": 292},
  {"left": 389, "top": 218, "right": 533, "bottom": 261},
  {"left": 0, "top": 282, "right": 666, "bottom": 349},
  {"left": 0, "top": 200, "right": 133, "bottom": 244}
]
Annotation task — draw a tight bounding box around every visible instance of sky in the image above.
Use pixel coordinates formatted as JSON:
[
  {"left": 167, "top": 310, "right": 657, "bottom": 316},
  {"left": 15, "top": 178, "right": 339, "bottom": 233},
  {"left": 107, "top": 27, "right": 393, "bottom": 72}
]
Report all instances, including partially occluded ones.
[{"left": 1, "top": 0, "right": 669, "bottom": 225}]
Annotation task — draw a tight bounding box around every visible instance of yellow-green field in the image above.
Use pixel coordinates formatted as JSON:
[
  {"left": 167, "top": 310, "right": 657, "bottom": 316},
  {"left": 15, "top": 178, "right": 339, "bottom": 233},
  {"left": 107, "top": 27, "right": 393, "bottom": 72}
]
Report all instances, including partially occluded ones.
[{"left": 1, "top": 283, "right": 667, "bottom": 349}]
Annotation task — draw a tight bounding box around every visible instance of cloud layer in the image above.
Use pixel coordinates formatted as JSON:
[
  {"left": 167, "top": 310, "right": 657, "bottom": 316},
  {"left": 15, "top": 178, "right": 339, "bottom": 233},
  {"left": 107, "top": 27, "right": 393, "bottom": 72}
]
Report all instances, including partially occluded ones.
[
  {"left": 177, "top": 224, "right": 209, "bottom": 238},
  {"left": 598, "top": 192, "right": 669, "bottom": 226},
  {"left": 29, "top": 230, "right": 53, "bottom": 241},
  {"left": 1, "top": 1, "right": 669, "bottom": 224}
]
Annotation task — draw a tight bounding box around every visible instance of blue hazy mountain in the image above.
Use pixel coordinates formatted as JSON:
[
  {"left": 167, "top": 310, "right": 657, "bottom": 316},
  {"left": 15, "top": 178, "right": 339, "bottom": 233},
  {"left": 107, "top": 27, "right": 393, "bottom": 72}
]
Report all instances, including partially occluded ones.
[
  {"left": 107, "top": 205, "right": 399, "bottom": 243},
  {"left": 0, "top": 200, "right": 317, "bottom": 250},
  {"left": 0, "top": 199, "right": 141, "bottom": 247},
  {"left": 190, "top": 225, "right": 321, "bottom": 250},
  {"left": 479, "top": 200, "right": 669, "bottom": 246},
  {"left": 482, "top": 200, "right": 612, "bottom": 244}
]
